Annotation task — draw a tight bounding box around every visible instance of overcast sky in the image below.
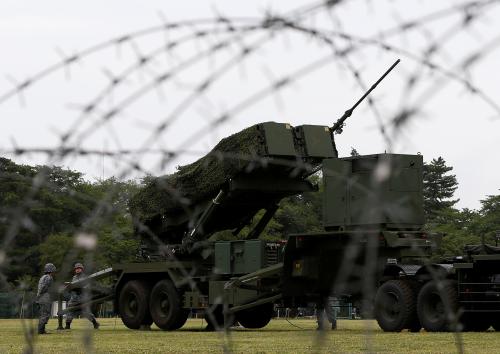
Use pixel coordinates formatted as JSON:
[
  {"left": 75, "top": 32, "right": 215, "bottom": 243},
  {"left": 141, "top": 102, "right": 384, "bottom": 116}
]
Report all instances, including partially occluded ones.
[{"left": 1, "top": 0, "right": 499, "bottom": 210}]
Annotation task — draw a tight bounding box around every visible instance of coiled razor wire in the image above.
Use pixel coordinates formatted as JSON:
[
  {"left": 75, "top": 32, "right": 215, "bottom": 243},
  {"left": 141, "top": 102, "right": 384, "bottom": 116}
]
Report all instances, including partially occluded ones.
[{"left": 1, "top": 1, "right": 500, "bottom": 353}]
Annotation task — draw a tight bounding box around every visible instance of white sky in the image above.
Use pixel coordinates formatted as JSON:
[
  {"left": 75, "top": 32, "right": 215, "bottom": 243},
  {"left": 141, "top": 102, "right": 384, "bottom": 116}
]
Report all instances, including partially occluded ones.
[{"left": 0, "top": 0, "right": 499, "bottom": 210}]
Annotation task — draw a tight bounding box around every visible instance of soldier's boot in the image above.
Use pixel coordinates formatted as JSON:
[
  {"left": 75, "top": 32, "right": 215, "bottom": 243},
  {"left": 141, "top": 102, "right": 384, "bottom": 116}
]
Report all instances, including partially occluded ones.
[
  {"left": 65, "top": 322, "right": 71, "bottom": 330},
  {"left": 92, "top": 319, "right": 100, "bottom": 329},
  {"left": 331, "top": 320, "right": 337, "bottom": 330},
  {"left": 38, "top": 324, "right": 48, "bottom": 335},
  {"left": 316, "top": 315, "right": 328, "bottom": 331}
]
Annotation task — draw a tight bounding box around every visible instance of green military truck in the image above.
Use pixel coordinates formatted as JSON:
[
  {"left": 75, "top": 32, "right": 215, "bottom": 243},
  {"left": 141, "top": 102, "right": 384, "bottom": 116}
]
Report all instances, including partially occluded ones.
[
  {"left": 280, "top": 150, "right": 500, "bottom": 332},
  {"left": 59, "top": 122, "right": 500, "bottom": 333}
]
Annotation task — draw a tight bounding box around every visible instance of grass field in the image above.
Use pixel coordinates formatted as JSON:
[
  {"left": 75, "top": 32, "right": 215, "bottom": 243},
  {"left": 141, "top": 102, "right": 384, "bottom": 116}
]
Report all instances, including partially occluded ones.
[{"left": 1, "top": 318, "right": 498, "bottom": 354}]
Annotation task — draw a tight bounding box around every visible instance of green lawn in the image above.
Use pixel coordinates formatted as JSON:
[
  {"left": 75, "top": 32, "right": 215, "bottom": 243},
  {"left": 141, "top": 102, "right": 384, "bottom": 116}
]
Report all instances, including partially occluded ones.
[{"left": 1, "top": 318, "right": 498, "bottom": 354}]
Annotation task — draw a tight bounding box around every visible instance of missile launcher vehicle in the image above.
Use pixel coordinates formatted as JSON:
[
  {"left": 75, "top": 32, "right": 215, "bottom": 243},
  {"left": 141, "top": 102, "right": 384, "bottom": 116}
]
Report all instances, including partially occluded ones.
[{"left": 57, "top": 60, "right": 499, "bottom": 332}]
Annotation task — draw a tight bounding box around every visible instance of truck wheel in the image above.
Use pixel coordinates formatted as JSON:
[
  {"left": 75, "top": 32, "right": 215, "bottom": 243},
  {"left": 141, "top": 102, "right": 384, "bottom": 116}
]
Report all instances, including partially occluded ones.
[
  {"left": 119, "top": 280, "right": 151, "bottom": 329},
  {"left": 171, "top": 309, "right": 189, "bottom": 330},
  {"left": 417, "top": 280, "right": 459, "bottom": 332},
  {"left": 374, "top": 280, "right": 416, "bottom": 332},
  {"left": 236, "top": 303, "right": 274, "bottom": 329},
  {"left": 149, "top": 279, "right": 186, "bottom": 330}
]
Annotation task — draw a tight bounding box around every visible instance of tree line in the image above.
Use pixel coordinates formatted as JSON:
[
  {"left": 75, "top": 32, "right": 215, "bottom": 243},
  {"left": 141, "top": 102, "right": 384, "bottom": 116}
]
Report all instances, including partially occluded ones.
[
  {"left": 422, "top": 157, "right": 500, "bottom": 256},
  {"left": 0, "top": 157, "right": 139, "bottom": 290},
  {"left": 0, "top": 156, "right": 498, "bottom": 290}
]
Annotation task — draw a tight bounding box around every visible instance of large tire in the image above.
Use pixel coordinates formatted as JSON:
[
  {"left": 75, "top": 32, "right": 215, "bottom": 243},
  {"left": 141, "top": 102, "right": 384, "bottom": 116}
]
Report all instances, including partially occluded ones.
[
  {"left": 171, "top": 309, "right": 189, "bottom": 330},
  {"left": 374, "top": 280, "right": 417, "bottom": 332},
  {"left": 119, "top": 280, "right": 151, "bottom": 329},
  {"left": 149, "top": 279, "right": 187, "bottom": 330},
  {"left": 236, "top": 303, "right": 274, "bottom": 329},
  {"left": 417, "top": 280, "right": 459, "bottom": 332}
]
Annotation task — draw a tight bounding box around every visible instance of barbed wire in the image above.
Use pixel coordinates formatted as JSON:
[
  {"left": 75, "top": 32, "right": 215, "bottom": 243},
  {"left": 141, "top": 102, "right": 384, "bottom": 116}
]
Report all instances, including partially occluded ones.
[{"left": 1, "top": 0, "right": 500, "bottom": 353}]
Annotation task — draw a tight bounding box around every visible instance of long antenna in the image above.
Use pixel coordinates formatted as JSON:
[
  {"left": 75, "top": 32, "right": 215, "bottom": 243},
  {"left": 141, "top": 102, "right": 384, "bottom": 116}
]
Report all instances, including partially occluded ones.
[{"left": 331, "top": 59, "right": 401, "bottom": 134}]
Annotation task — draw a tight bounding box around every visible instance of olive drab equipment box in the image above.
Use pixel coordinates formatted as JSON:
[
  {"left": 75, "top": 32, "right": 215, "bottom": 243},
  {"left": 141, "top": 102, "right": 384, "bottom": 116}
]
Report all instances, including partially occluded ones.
[
  {"left": 258, "top": 122, "right": 296, "bottom": 157},
  {"left": 294, "top": 125, "right": 337, "bottom": 159},
  {"left": 322, "top": 154, "right": 424, "bottom": 230},
  {"left": 214, "top": 240, "right": 282, "bottom": 275}
]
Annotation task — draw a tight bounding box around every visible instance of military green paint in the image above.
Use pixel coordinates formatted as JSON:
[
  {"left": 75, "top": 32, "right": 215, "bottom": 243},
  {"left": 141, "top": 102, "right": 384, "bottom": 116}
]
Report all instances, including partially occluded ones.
[
  {"left": 260, "top": 122, "right": 297, "bottom": 156},
  {"left": 322, "top": 159, "right": 350, "bottom": 227},
  {"left": 323, "top": 154, "right": 424, "bottom": 230},
  {"left": 296, "top": 125, "right": 336, "bottom": 158},
  {"left": 209, "top": 280, "right": 257, "bottom": 305},
  {"left": 214, "top": 240, "right": 267, "bottom": 275}
]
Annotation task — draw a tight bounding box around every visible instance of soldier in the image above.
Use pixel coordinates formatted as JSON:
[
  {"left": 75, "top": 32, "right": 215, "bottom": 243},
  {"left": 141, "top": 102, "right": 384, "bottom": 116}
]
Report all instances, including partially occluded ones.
[
  {"left": 36, "top": 263, "right": 56, "bottom": 334},
  {"left": 65, "top": 263, "right": 100, "bottom": 329},
  {"left": 316, "top": 296, "right": 339, "bottom": 330}
]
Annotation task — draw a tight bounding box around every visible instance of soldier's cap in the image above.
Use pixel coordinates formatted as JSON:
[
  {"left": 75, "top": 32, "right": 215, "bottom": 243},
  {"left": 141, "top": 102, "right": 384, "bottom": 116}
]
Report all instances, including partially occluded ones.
[
  {"left": 44, "top": 263, "right": 57, "bottom": 273},
  {"left": 74, "top": 262, "right": 84, "bottom": 270}
]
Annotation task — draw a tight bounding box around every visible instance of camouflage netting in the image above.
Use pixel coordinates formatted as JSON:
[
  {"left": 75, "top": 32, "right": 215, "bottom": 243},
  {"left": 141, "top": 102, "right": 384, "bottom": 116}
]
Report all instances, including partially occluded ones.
[{"left": 129, "top": 123, "right": 267, "bottom": 221}]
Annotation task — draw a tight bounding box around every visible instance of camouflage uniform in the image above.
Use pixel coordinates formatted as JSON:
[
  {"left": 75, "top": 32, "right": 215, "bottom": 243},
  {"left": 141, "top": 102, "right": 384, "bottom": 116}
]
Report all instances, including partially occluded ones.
[
  {"left": 65, "top": 265, "right": 99, "bottom": 329},
  {"left": 37, "top": 263, "right": 56, "bottom": 334},
  {"left": 317, "top": 296, "right": 339, "bottom": 330}
]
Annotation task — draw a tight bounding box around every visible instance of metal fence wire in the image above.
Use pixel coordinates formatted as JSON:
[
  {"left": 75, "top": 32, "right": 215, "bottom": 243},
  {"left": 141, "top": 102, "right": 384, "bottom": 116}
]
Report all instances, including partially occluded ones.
[{"left": 1, "top": 0, "right": 500, "bottom": 353}]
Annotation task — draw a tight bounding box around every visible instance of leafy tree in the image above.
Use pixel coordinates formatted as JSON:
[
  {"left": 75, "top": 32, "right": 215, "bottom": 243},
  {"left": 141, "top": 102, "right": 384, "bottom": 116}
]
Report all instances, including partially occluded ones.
[
  {"left": 81, "top": 178, "right": 140, "bottom": 271},
  {"left": 36, "top": 178, "right": 139, "bottom": 286},
  {"left": 0, "top": 158, "right": 94, "bottom": 284},
  {"left": 433, "top": 208, "right": 480, "bottom": 256},
  {"left": 271, "top": 175, "right": 323, "bottom": 238},
  {"left": 473, "top": 194, "right": 500, "bottom": 245},
  {"left": 423, "top": 157, "right": 459, "bottom": 223},
  {"left": 38, "top": 230, "right": 139, "bottom": 279},
  {"left": 437, "top": 194, "right": 500, "bottom": 256},
  {"left": 0, "top": 158, "right": 139, "bottom": 287},
  {"left": 38, "top": 233, "right": 77, "bottom": 274}
]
